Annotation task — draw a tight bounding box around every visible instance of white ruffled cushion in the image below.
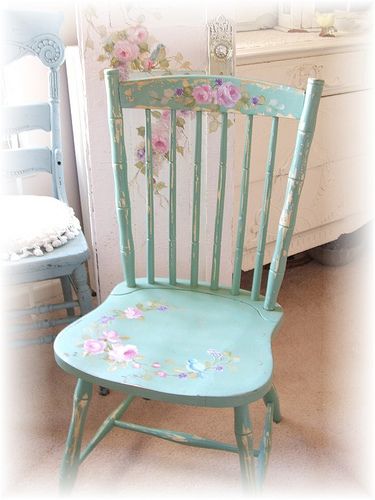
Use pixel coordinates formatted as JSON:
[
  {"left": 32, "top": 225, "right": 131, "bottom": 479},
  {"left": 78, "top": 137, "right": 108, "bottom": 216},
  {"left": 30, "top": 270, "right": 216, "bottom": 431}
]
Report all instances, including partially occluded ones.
[{"left": 1, "top": 195, "right": 81, "bottom": 261}]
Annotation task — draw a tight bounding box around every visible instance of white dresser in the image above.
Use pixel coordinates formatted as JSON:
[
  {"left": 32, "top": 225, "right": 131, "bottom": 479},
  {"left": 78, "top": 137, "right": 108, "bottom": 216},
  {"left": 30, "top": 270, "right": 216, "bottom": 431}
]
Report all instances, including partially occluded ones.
[{"left": 235, "top": 29, "right": 374, "bottom": 270}]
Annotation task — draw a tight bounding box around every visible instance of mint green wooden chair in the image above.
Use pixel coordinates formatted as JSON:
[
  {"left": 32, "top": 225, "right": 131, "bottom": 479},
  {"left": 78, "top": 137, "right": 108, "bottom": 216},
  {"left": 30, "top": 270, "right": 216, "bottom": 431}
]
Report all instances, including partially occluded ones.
[{"left": 54, "top": 72, "right": 323, "bottom": 493}]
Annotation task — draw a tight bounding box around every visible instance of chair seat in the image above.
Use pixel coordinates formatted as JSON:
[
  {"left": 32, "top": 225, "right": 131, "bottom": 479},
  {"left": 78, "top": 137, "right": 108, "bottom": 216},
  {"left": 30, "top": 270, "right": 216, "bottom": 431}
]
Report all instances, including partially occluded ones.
[
  {"left": 54, "top": 279, "right": 283, "bottom": 407},
  {"left": 1, "top": 231, "right": 89, "bottom": 285}
]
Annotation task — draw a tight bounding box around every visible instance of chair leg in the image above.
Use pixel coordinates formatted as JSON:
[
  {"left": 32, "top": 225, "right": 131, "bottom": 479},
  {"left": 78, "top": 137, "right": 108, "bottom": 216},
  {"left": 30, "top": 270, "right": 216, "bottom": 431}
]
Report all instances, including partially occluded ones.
[
  {"left": 60, "top": 276, "right": 75, "bottom": 316},
  {"left": 72, "top": 264, "right": 109, "bottom": 397},
  {"left": 263, "top": 384, "right": 282, "bottom": 423},
  {"left": 72, "top": 263, "right": 92, "bottom": 316},
  {"left": 60, "top": 379, "right": 93, "bottom": 493},
  {"left": 234, "top": 404, "right": 257, "bottom": 493}
]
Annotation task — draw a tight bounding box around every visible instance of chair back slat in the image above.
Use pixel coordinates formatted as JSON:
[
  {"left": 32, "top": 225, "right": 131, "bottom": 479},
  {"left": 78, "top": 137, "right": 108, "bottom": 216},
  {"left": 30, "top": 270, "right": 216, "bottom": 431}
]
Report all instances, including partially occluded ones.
[
  {"left": 1, "top": 104, "right": 51, "bottom": 134},
  {"left": 145, "top": 109, "right": 155, "bottom": 284},
  {"left": 251, "top": 117, "right": 279, "bottom": 301},
  {"left": 190, "top": 111, "right": 203, "bottom": 287},
  {"left": 231, "top": 115, "right": 253, "bottom": 295},
  {"left": 264, "top": 79, "right": 324, "bottom": 310},
  {"left": 210, "top": 112, "right": 228, "bottom": 290},
  {"left": 105, "top": 70, "right": 136, "bottom": 287},
  {"left": 0, "top": 148, "right": 52, "bottom": 177},
  {"left": 169, "top": 109, "right": 177, "bottom": 285}
]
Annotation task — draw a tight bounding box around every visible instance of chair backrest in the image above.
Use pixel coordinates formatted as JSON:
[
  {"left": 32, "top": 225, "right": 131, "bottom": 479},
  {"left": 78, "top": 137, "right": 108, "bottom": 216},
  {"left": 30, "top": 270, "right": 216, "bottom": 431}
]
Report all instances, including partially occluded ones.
[
  {"left": 104, "top": 71, "right": 323, "bottom": 310},
  {"left": 0, "top": 10, "right": 66, "bottom": 201}
]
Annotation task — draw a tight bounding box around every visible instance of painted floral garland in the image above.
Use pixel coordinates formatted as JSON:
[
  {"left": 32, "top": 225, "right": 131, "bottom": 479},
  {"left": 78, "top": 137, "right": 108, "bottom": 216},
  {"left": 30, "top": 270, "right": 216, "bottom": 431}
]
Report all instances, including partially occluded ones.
[
  {"left": 79, "top": 301, "right": 240, "bottom": 382},
  {"left": 84, "top": 7, "right": 233, "bottom": 196},
  {"left": 84, "top": 7, "right": 194, "bottom": 196}
]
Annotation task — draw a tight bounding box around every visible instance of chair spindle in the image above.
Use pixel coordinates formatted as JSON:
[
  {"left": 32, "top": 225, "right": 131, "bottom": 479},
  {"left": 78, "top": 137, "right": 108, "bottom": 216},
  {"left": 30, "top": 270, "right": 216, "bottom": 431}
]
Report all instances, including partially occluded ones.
[
  {"left": 145, "top": 109, "right": 155, "bottom": 284},
  {"left": 210, "top": 112, "right": 228, "bottom": 290},
  {"left": 251, "top": 117, "right": 279, "bottom": 300},
  {"left": 190, "top": 111, "right": 203, "bottom": 287},
  {"left": 169, "top": 109, "right": 177, "bottom": 285},
  {"left": 231, "top": 115, "right": 253, "bottom": 295},
  {"left": 105, "top": 69, "right": 136, "bottom": 287}
]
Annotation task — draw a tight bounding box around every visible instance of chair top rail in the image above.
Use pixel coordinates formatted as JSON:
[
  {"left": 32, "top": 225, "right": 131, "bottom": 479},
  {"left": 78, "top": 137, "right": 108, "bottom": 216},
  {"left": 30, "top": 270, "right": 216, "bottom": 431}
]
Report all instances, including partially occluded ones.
[
  {"left": 1, "top": 103, "right": 51, "bottom": 134},
  {"left": 115, "top": 73, "right": 306, "bottom": 119}
]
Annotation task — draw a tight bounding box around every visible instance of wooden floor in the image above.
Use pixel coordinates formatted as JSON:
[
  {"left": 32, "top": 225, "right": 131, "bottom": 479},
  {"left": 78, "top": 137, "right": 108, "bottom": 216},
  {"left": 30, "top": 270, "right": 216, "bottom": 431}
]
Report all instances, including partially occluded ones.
[{"left": 2, "top": 249, "right": 374, "bottom": 498}]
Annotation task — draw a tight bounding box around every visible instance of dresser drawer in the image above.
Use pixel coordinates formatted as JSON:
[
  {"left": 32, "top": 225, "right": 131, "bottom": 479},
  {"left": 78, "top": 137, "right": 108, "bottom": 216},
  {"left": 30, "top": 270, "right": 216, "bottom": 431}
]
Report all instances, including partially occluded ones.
[{"left": 236, "top": 50, "right": 373, "bottom": 96}]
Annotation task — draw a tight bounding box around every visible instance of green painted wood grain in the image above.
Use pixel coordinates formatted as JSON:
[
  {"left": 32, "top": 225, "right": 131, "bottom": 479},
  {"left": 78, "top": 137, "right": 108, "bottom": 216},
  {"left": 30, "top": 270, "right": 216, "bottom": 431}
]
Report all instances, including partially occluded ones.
[
  {"left": 113, "top": 419, "right": 239, "bottom": 453},
  {"left": 264, "top": 79, "right": 324, "bottom": 310},
  {"left": 105, "top": 69, "right": 136, "bottom": 287},
  {"left": 80, "top": 396, "right": 135, "bottom": 463},
  {"left": 232, "top": 114, "right": 253, "bottom": 295},
  {"left": 60, "top": 379, "right": 92, "bottom": 492},
  {"left": 169, "top": 109, "right": 177, "bottom": 285},
  {"left": 190, "top": 111, "right": 203, "bottom": 287},
  {"left": 257, "top": 402, "right": 273, "bottom": 486},
  {"left": 251, "top": 117, "right": 279, "bottom": 300},
  {"left": 234, "top": 404, "right": 257, "bottom": 492},
  {"left": 145, "top": 108, "right": 155, "bottom": 284},
  {"left": 211, "top": 112, "right": 228, "bottom": 290}
]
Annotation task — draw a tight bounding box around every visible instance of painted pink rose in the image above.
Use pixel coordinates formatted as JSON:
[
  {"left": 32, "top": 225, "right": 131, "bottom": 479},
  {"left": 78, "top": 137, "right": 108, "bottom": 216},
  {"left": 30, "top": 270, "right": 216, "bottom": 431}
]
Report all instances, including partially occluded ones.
[
  {"left": 157, "top": 370, "right": 167, "bottom": 377},
  {"left": 124, "top": 307, "right": 144, "bottom": 319},
  {"left": 152, "top": 362, "right": 161, "bottom": 368},
  {"left": 192, "top": 84, "right": 213, "bottom": 104},
  {"left": 83, "top": 339, "right": 106, "bottom": 355},
  {"left": 102, "top": 330, "right": 120, "bottom": 343},
  {"left": 108, "top": 344, "right": 139, "bottom": 363},
  {"left": 152, "top": 134, "right": 169, "bottom": 154},
  {"left": 216, "top": 82, "right": 241, "bottom": 108},
  {"left": 113, "top": 40, "right": 140, "bottom": 63},
  {"left": 127, "top": 25, "right": 149, "bottom": 44}
]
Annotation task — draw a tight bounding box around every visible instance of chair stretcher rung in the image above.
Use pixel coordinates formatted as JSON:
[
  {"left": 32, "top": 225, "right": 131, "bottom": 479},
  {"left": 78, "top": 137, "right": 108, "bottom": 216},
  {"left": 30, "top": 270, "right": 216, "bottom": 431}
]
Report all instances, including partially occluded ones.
[
  {"left": 10, "top": 315, "right": 77, "bottom": 334},
  {"left": 113, "top": 419, "right": 240, "bottom": 454},
  {"left": 7, "top": 301, "right": 79, "bottom": 318}
]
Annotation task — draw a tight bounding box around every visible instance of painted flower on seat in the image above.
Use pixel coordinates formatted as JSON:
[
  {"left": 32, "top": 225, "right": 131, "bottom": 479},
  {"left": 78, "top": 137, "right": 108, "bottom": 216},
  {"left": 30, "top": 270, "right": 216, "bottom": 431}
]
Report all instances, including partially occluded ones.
[
  {"left": 101, "top": 330, "right": 121, "bottom": 343},
  {"left": 108, "top": 344, "right": 139, "bottom": 363},
  {"left": 83, "top": 339, "right": 106, "bottom": 355},
  {"left": 79, "top": 301, "right": 240, "bottom": 380},
  {"left": 157, "top": 304, "right": 168, "bottom": 311},
  {"left": 100, "top": 315, "right": 116, "bottom": 324},
  {"left": 124, "top": 307, "right": 144, "bottom": 319}
]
